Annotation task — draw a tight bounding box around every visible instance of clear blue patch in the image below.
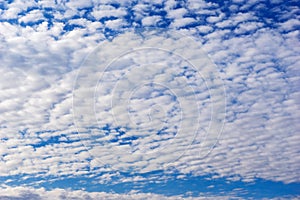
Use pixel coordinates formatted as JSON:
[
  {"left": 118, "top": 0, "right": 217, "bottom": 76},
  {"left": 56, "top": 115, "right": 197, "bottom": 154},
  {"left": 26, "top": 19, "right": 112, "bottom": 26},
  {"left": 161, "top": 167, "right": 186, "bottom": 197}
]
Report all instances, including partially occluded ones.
[
  {"left": 1, "top": 172, "right": 299, "bottom": 199},
  {"left": 63, "top": 23, "right": 85, "bottom": 31},
  {"left": 20, "top": 20, "right": 45, "bottom": 27}
]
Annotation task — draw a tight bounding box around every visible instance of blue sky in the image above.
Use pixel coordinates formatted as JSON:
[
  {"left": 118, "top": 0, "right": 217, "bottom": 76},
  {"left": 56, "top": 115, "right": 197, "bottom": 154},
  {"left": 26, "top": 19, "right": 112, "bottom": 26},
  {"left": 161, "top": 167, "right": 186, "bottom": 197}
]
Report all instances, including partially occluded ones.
[{"left": 0, "top": 0, "right": 299, "bottom": 199}]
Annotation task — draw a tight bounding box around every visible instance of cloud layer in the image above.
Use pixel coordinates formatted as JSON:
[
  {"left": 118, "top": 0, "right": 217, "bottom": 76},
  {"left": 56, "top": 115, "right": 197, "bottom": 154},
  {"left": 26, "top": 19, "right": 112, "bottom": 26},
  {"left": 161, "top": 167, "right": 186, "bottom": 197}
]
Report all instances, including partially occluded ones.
[{"left": 0, "top": 0, "right": 299, "bottom": 199}]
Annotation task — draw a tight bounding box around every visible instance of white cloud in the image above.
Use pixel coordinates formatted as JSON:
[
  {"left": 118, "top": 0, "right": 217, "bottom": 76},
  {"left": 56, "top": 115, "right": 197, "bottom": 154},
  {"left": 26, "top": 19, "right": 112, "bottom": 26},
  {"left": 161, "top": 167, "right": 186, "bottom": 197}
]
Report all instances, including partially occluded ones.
[
  {"left": 2, "top": 7, "right": 23, "bottom": 19},
  {"left": 71, "top": 30, "right": 225, "bottom": 173},
  {"left": 37, "top": 0, "right": 57, "bottom": 8},
  {"left": 0, "top": 185, "right": 298, "bottom": 199},
  {"left": 0, "top": 186, "right": 240, "bottom": 200},
  {"left": 92, "top": 5, "right": 127, "bottom": 20},
  {"left": 18, "top": 9, "right": 44, "bottom": 24},
  {"left": 206, "top": 14, "right": 225, "bottom": 23},
  {"left": 279, "top": 18, "right": 300, "bottom": 32},
  {"left": 141, "top": 16, "right": 162, "bottom": 26},
  {"left": 0, "top": 0, "right": 299, "bottom": 196},
  {"left": 170, "top": 17, "right": 196, "bottom": 28},
  {"left": 65, "top": 0, "right": 92, "bottom": 10},
  {"left": 1, "top": 0, "right": 37, "bottom": 19},
  {"left": 167, "top": 8, "right": 187, "bottom": 18},
  {"left": 234, "top": 21, "right": 264, "bottom": 34},
  {"left": 105, "top": 18, "right": 126, "bottom": 30}
]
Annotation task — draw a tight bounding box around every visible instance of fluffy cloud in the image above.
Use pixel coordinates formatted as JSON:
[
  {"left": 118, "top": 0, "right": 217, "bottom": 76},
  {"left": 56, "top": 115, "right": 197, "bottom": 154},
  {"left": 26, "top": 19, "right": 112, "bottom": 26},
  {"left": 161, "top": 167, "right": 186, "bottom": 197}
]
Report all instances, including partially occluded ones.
[
  {"left": 0, "top": 186, "right": 239, "bottom": 200},
  {"left": 0, "top": 0, "right": 299, "bottom": 199}
]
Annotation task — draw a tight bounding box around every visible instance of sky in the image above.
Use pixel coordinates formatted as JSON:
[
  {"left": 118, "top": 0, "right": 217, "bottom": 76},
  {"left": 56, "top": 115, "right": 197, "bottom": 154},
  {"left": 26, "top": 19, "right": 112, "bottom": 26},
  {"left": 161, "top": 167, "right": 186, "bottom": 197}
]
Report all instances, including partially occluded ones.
[{"left": 0, "top": 0, "right": 299, "bottom": 199}]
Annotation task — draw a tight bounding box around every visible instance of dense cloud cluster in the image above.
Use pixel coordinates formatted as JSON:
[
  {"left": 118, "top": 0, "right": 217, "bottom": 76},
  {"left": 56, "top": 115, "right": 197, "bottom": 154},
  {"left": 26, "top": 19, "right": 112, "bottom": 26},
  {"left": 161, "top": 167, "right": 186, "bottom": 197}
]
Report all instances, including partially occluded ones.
[{"left": 0, "top": 0, "right": 299, "bottom": 199}]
